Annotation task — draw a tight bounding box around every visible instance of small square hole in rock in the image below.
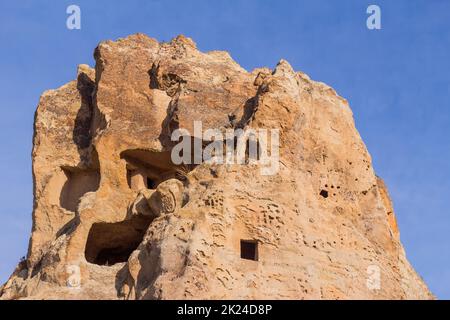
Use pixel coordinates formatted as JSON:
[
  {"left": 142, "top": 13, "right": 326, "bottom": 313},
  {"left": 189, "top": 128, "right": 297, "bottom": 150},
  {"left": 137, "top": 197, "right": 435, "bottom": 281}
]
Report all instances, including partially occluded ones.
[{"left": 240, "top": 240, "right": 258, "bottom": 261}]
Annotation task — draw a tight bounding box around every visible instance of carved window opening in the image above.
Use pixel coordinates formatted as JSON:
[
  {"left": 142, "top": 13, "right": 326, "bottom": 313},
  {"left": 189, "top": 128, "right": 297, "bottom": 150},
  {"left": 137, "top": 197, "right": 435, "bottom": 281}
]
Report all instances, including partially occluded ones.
[{"left": 240, "top": 240, "right": 258, "bottom": 261}]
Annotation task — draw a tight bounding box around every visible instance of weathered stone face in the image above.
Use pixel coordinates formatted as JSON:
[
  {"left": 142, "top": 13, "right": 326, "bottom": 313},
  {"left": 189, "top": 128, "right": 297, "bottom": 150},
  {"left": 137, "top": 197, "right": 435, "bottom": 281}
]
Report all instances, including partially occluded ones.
[{"left": 0, "top": 34, "right": 433, "bottom": 300}]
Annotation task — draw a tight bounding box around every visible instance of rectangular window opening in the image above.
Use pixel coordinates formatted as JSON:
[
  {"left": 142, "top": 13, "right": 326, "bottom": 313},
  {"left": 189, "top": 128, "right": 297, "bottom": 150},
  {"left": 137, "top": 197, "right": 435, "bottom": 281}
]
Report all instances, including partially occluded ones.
[{"left": 240, "top": 240, "right": 258, "bottom": 261}]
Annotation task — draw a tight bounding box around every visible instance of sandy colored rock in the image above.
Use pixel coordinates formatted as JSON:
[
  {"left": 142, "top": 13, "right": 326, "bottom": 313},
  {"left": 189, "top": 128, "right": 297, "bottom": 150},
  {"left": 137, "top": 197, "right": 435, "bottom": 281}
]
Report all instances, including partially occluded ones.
[{"left": 0, "top": 34, "right": 432, "bottom": 300}]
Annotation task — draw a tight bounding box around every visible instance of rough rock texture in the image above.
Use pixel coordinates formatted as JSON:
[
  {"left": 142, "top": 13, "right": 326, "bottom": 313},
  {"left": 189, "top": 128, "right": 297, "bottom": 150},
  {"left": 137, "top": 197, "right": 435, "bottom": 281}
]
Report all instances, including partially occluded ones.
[{"left": 0, "top": 34, "right": 433, "bottom": 300}]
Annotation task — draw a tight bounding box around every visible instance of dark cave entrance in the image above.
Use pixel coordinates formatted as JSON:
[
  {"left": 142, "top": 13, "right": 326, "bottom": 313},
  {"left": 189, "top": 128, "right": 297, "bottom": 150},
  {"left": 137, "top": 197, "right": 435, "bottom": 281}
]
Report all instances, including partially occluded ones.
[{"left": 84, "top": 215, "right": 152, "bottom": 266}]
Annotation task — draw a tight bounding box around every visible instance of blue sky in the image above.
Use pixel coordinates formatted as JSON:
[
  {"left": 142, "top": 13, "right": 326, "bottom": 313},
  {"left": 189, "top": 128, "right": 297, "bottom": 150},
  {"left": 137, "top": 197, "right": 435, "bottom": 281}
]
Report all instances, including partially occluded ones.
[{"left": 0, "top": 0, "right": 449, "bottom": 299}]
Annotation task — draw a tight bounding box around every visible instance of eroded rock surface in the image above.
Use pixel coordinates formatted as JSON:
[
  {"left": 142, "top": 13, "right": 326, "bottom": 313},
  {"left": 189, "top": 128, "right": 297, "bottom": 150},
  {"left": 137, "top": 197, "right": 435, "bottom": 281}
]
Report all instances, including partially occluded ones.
[{"left": 0, "top": 34, "right": 433, "bottom": 300}]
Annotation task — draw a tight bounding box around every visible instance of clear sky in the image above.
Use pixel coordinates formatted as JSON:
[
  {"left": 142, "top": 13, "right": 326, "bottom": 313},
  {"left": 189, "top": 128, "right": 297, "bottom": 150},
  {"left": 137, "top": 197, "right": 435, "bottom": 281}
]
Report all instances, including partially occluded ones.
[{"left": 0, "top": 0, "right": 449, "bottom": 299}]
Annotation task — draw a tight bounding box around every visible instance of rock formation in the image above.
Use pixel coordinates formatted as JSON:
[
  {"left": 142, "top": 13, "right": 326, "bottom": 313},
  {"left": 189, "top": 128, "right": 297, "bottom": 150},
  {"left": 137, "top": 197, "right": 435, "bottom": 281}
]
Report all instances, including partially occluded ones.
[{"left": 0, "top": 34, "right": 433, "bottom": 299}]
